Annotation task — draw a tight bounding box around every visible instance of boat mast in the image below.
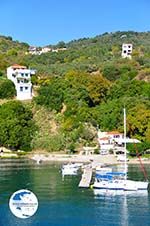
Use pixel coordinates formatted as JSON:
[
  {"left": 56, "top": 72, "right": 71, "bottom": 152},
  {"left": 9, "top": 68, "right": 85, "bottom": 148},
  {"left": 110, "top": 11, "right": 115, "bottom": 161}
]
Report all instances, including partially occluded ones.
[{"left": 124, "top": 108, "right": 127, "bottom": 180}]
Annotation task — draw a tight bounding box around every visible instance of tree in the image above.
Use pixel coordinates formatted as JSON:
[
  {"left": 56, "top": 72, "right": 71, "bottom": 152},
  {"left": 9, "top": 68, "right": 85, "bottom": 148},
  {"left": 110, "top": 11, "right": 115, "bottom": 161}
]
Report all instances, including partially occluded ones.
[
  {"left": 127, "top": 104, "right": 150, "bottom": 141},
  {"left": 127, "top": 141, "right": 150, "bottom": 156},
  {"left": 35, "top": 78, "right": 64, "bottom": 112},
  {"left": 87, "top": 73, "right": 111, "bottom": 106},
  {"left": 0, "top": 101, "right": 36, "bottom": 151},
  {"left": 56, "top": 41, "right": 66, "bottom": 49},
  {"left": 7, "top": 48, "right": 18, "bottom": 56},
  {"left": 63, "top": 71, "right": 88, "bottom": 107},
  {"left": 107, "top": 79, "right": 146, "bottom": 100},
  {"left": 0, "top": 79, "right": 16, "bottom": 99},
  {"left": 102, "top": 64, "right": 120, "bottom": 81},
  {"left": 91, "top": 100, "right": 123, "bottom": 131}
]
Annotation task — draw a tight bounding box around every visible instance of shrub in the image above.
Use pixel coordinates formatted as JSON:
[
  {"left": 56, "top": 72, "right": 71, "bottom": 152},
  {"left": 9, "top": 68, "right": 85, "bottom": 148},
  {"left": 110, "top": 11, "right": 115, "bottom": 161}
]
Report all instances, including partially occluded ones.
[
  {"left": 0, "top": 101, "right": 36, "bottom": 151},
  {"left": 0, "top": 79, "right": 16, "bottom": 99},
  {"left": 127, "top": 141, "right": 150, "bottom": 156}
]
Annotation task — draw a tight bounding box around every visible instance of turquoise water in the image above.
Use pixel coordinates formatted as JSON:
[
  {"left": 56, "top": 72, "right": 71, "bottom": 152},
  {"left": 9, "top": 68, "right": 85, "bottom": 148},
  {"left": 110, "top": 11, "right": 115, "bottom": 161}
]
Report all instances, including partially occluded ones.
[{"left": 0, "top": 159, "right": 150, "bottom": 226}]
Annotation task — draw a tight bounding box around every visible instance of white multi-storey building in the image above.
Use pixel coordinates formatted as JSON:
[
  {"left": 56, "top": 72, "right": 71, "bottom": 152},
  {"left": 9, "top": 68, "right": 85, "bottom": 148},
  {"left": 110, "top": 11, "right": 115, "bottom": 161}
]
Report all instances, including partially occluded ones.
[
  {"left": 121, "top": 43, "right": 132, "bottom": 59},
  {"left": 7, "top": 64, "right": 36, "bottom": 100}
]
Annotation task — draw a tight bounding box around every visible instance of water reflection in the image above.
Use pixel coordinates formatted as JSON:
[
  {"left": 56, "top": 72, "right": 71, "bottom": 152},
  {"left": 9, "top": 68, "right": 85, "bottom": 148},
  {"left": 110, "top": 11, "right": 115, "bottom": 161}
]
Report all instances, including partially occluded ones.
[
  {"left": 93, "top": 188, "right": 149, "bottom": 226},
  {"left": 93, "top": 189, "right": 149, "bottom": 197}
]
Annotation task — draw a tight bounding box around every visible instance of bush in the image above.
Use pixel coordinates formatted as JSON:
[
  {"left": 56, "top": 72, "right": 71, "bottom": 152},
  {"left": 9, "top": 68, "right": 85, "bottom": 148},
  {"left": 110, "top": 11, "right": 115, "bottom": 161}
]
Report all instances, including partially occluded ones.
[
  {"left": 32, "top": 133, "right": 65, "bottom": 152},
  {"left": 0, "top": 101, "right": 36, "bottom": 151},
  {"left": 127, "top": 141, "right": 150, "bottom": 156},
  {"left": 0, "top": 79, "right": 16, "bottom": 99},
  {"left": 35, "top": 78, "right": 64, "bottom": 112}
]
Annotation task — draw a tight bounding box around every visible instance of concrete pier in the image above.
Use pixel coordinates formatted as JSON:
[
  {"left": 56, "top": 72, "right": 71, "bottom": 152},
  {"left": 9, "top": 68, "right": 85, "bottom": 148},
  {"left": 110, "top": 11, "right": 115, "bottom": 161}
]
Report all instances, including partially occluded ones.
[{"left": 78, "top": 166, "right": 93, "bottom": 188}]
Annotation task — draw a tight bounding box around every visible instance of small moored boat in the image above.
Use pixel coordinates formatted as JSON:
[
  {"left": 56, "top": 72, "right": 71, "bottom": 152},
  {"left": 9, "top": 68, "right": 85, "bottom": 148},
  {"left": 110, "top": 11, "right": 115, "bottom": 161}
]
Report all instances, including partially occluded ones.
[{"left": 61, "top": 163, "right": 82, "bottom": 176}]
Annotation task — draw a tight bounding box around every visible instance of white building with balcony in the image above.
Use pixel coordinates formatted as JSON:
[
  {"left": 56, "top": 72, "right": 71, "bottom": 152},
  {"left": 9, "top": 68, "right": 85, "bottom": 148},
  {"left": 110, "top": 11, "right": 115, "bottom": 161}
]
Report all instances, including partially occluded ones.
[
  {"left": 121, "top": 43, "right": 132, "bottom": 59},
  {"left": 7, "top": 64, "right": 36, "bottom": 100},
  {"left": 97, "top": 130, "right": 140, "bottom": 154}
]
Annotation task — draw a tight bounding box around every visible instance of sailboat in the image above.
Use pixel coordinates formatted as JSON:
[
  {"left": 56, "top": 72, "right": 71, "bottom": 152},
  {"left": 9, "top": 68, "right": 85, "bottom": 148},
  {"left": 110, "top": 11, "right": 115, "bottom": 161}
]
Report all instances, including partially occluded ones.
[{"left": 92, "top": 108, "right": 149, "bottom": 191}]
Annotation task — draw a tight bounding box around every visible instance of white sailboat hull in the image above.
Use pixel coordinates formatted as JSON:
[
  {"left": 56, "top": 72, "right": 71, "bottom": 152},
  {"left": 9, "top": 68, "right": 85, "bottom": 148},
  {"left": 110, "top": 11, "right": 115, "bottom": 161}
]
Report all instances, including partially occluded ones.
[
  {"left": 93, "top": 179, "right": 149, "bottom": 191},
  {"left": 93, "top": 180, "right": 126, "bottom": 190},
  {"left": 134, "top": 181, "right": 149, "bottom": 190}
]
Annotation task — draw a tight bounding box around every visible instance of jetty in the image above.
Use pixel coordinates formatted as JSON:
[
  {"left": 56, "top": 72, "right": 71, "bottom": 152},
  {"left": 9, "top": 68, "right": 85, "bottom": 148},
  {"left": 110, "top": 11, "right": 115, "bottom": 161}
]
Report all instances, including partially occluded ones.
[{"left": 78, "top": 166, "right": 93, "bottom": 188}]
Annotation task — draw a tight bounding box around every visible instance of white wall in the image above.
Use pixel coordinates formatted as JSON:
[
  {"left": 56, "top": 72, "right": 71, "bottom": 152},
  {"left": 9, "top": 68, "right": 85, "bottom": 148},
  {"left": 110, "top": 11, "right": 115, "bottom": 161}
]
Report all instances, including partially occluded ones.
[
  {"left": 121, "top": 43, "right": 132, "bottom": 59},
  {"left": 7, "top": 66, "right": 35, "bottom": 100}
]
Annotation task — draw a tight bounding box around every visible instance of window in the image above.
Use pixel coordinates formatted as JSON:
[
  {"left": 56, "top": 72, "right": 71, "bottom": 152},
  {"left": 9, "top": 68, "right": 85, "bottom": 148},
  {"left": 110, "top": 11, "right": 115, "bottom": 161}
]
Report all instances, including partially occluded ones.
[
  {"left": 25, "top": 87, "right": 28, "bottom": 90},
  {"left": 24, "top": 79, "right": 29, "bottom": 83},
  {"left": 114, "top": 135, "right": 119, "bottom": 138},
  {"left": 20, "top": 87, "right": 23, "bottom": 91}
]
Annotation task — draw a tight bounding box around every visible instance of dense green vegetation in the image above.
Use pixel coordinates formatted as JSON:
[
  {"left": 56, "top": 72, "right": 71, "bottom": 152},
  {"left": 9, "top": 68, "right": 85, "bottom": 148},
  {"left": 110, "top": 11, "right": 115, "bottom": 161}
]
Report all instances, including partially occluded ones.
[
  {"left": 0, "top": 31, "right": 150, "bottom": 153},
  {"left": 0, "top": 101, "right": 36, "bottom": 151},
  {"left": 0, "top": 78, "right": 16, "bottom": 99},
  {"left": 0, "top": 35, "right": 29, "bottom": 73}
]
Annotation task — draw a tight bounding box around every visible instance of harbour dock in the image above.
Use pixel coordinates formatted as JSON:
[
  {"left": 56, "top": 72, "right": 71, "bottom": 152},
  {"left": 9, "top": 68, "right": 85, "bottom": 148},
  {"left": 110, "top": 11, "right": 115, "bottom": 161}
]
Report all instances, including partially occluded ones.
[{"left": 78, "top": 166, "right": 93, "bottom": 188}]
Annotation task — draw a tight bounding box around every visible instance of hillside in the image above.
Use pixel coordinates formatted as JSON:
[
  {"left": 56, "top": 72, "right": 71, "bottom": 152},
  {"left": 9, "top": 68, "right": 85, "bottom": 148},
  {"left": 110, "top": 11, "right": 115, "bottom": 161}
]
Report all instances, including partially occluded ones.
[
  {"left": 0, "top": 35, "right": 29, "bottom": 53},
  {"left": 0, "top": 35, "right": 29, "bottom": 74},
  {"left": 0, "top": 31, "right": 150, "bottom": 154},
  {"left": 0, "top": 31, "right": 150, "bottom": 78}
]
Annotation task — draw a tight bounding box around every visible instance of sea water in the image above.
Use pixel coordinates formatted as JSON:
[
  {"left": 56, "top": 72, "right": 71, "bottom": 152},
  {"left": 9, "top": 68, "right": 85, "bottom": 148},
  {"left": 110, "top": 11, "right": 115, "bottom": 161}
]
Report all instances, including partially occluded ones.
[{"left": 0, "top": 159, "right": 150, "bottom": 226}]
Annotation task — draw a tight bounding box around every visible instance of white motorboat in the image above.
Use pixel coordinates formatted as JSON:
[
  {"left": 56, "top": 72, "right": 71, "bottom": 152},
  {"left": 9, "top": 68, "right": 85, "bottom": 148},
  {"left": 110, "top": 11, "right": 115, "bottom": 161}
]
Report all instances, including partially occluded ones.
[{"left": 61, "top": 163, "right": 82, "bottom": 175}]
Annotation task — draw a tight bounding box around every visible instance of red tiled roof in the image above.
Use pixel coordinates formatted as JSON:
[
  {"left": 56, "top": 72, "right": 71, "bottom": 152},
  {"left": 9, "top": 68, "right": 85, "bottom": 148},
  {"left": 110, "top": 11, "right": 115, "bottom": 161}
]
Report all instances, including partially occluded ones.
[
  {"left": 99, "top": 137, "right": 109, "bottom": 140},
  {"left": 107, "top": 131, "right": 122, "bottom": 135},
  {"left": 11, "top": 64, "right": 27, "bottom": 69}
]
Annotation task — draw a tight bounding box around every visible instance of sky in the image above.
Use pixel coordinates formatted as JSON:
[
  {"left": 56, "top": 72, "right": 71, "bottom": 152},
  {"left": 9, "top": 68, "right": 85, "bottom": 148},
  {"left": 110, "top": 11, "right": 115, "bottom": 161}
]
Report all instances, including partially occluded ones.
[{"left": 0, "top": 0, "right": 149, "bottom": 46}]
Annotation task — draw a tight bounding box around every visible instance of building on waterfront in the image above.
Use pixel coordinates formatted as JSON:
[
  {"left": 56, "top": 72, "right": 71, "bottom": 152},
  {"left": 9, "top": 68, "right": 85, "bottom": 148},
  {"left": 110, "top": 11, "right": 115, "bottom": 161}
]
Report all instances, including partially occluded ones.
[
  {"left": 121, "top": 43, "right": 132, "bottom": 59},
  {"left": 97, "top": 130, "right": 140, "bottom": 154},
  {"left": 98, "top": 130, "right": 123, "bottom": 154},
  {"left": 7, "top": 64, "right": 36, "bottom": 100}
]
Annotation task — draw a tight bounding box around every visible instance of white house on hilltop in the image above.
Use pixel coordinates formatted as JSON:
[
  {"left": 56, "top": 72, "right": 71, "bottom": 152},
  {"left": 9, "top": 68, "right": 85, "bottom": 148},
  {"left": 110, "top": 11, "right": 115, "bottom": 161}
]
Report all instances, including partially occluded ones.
[
  {"left": 121, "top": 43, "right": 132, "bottom": 59},
  {"left": 28, "top": 46, "right": 67, "bottom": 55},
  {"left": 7, "top": 64, "right": 36, "bottom": 100}
]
